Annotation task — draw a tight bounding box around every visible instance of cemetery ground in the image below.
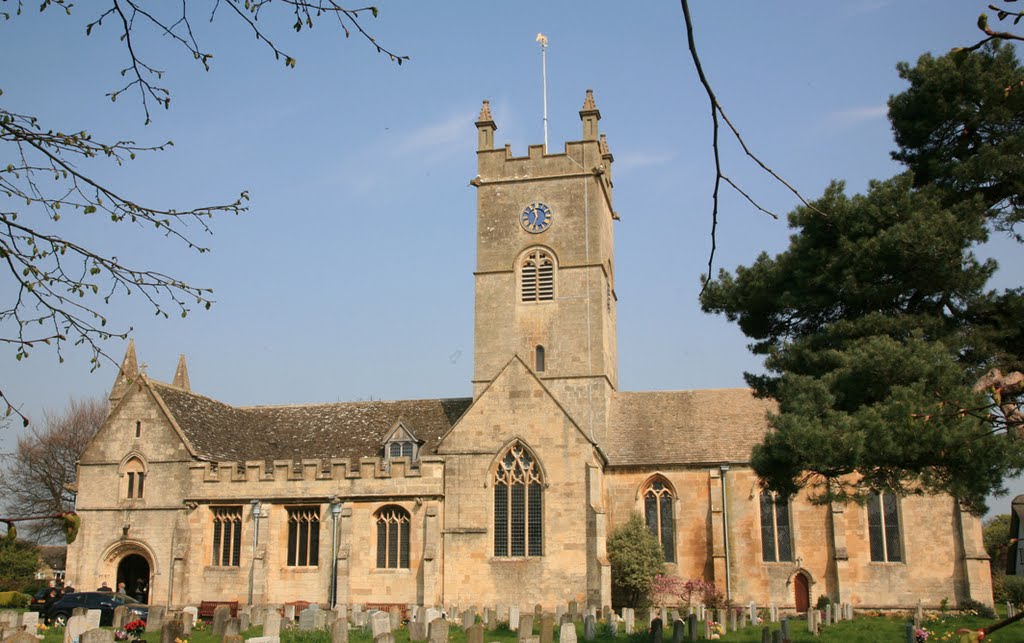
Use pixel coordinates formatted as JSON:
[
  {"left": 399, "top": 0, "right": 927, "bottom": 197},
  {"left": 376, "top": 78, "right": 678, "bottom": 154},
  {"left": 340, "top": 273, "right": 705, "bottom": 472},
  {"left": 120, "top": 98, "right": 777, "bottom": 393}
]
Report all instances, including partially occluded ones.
[{"left": 20, "top": 609, "right": 1022, "bottom": 643}]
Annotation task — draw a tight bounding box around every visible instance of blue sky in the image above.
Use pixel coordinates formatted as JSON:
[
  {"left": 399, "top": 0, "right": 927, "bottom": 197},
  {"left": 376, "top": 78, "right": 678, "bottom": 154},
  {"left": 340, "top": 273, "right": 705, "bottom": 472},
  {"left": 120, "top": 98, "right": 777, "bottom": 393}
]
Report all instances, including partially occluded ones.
[{"left": 2, "top": 2, "right": 1021, "bottom": 515}]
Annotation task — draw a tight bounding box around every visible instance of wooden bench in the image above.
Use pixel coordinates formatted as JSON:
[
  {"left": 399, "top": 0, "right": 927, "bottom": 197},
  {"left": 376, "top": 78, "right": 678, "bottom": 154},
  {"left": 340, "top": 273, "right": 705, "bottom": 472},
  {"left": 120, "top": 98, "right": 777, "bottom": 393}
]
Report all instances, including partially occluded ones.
[{"left": 198, "top": 600, "right": 239, "bottom": 620}]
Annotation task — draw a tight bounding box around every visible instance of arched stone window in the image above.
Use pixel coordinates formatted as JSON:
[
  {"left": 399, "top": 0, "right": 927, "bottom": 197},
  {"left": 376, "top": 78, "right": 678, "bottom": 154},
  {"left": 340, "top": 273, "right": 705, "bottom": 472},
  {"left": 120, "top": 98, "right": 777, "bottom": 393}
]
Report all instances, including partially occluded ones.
[
  {"left": 759, "top": 491, "right": 793, "bottom": 562},
  {"left": 376, "top": 505, "right": 411, "bottom": 569},
  {"left": 494, "top": 443, "right": 543, "bottom": 557},
  {"left": 521, "top": 249, "right": 555, "bottom": 302},
  {"left": 122, "top": 457, "right": 146, "bottom": 500},
  {"left": 642, "top": 477, "right": 675, "bottom": 562},
  {"left": 535, "top": 345, "right": 546, "bottom": 372}
]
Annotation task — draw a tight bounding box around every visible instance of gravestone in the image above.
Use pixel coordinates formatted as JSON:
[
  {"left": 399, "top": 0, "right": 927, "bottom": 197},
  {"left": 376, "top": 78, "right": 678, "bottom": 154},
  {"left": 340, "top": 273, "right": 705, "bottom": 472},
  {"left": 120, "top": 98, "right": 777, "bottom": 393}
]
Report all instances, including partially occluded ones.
[
  {"left": 555, "top": 606, "right": 565, "bottom": 623},
  {"left": 648, "top": 617, "right": 662, "bottom": 643},
  {"left": 240, "top": 612, "right": 252, "bottom": 632},
  {"left": 183, "top": 606, "right": 199, "bottom": 625},
  {"left": 213, "top": 605, "right": 232, "bottom": 637},
  {"left": 81, "top": 629, "right": 114, "bottom": 643},
  {"left": 740, "top": 610, "right": 746, "bottom": 630},
  {"left": 409, "top": 622, "right": 427, "bottom": 642},
  {"left": 18, "top": 612, "right": 38, "bottom": 633},
  {"left": 148, "top": 606, "right": 167, "bottom": 631},
  {"left": 6, "top": 632, "right": 41, "bottom": 643},
  {"left": 112, "top": 606, "right": 130, "bottom": 630},
  {"left": 582, "top": 615, "right": 595, "bottom": 642},
  {"left": 717, "top": 609, "right": 727, "bottom": 635},
  {"left": 178, "top": 611, "right": 194, "bottom": 636},
  {"left": 761, "top": 627, "right": 770, "bottom": 643},
  {"left": 540, "top": 613, "right": 554, "bottom": 643},
  {"left": 749, "top": 602, "right": 758, "bottom": 624},
  {"left": 224, "top": 617, "right": 241, "bottom": 638},
  {"left": 424, "top": 609, "right": 440, "bottom": 627},
  {"left": 336, "top": 605, "right": 348, "bottom": 622},
  {"left": 780, "top": 616, "right": 789, "bottom": 641},
  {"left": 559, "top": 622, "right": 577, "bottom": 643},
  {"left": 284, "top": 605, "right": 296, "bottom": 622},
  {"left": 332, "top": 618, "right": 349, "bottom": 643},
  {"left": 518, "top": 614, "right": 535, "bottom": 641},
  {"left": 729, "top": 608, "right": 737, "bottom": 632},
  {"left": 568, "top": 602, "right": 578, "bottom": 620},
  {"left": 509, "top": 606, "right": 520, "bottom": 631},
  {"left": 486, "top": 609, "right": 497, "bottom": 632},
  {"left": 64, "top": 614, "right": 88, "bottom": 643},
  {"left": 461, "top": 610, "right": 474, "bottom": 628},
  {"left": 159, "top": 619, "right": 184, "bottom": 643},
  {"left": 772, "top": 630, "right": 782, "bottom": 643},
  {"left": 668, "top": 610, "right": 679, "bottom": 625},
  {"left": 659, "top": 608, "right": 667, "bottom": 626},
  {"left": 389, "top": 607, "right": 401, "bottom": 631},
  {"left": 686, "top": 614, "right": 696, "bottom": 642},
  {"left": 603, "top": 607, "right": 612, "bottom": 624},
  {"left": 905, "top": 622, "right": 915, "bottom": 643},
  {"left": 0, "top": 613, "right": 15, "bottom": 629},
  {"left": 299, "top": 607, "right": 318, "bottom": 631},
  {"left": 466, "top": 623, "right": 484, "bottom": 643},
  {"left": 608, "top": 616, "right": 618, "bottom": 637},
  {"left": 623, "top": 608, "right": 634, "bottom": 635},
  {"left": 671, "top": 619, "right": 684, "bottom": 643},
  {"left": 535, "top": 605, "right": 543, "bottom": 619},
  {"left": 371, "top": 611, "right": 391, "bottom": 638},
  {"left": 427, "top": 618, "right": 449, "bottom": 643},
  {"left": 263, "top": 612, "right": 282, "bottom": 637},
  {"left": 84, "top": 610, "right": 101, "bottom": 631}
]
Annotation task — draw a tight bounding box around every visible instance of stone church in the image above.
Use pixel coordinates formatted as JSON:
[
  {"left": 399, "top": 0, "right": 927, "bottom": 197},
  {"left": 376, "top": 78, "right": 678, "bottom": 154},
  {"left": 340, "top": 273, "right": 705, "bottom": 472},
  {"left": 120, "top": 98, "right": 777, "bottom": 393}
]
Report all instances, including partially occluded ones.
[{"left": 67, "top": 91, "right": 993, "bottom": 612}]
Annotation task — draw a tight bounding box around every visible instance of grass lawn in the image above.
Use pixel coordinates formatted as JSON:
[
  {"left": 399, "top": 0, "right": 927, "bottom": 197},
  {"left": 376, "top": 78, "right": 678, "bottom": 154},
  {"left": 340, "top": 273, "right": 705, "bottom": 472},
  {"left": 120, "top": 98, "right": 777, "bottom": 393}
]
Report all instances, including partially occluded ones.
[{"left": 29, "top": 611, "right": 1024, "bottom": 643}]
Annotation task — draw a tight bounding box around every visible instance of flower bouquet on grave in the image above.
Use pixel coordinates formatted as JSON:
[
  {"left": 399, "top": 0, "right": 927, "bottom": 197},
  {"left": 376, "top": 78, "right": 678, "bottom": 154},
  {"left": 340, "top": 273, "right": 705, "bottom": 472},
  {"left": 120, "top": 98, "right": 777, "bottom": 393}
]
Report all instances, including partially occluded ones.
[
  {"left": 124, "top": 618, "right": 147, "bottom": 641},
  {"left": 114, "top": 629, "right": 129, "bottom": 641},
  {"left": 915, "top": 628, "right": 930, "bottom": 643}
]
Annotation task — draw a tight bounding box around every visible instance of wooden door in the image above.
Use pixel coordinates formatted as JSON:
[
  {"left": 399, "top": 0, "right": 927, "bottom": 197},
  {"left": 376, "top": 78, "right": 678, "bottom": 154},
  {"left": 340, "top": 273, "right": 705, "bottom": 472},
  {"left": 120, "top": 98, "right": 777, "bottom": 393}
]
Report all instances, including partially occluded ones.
[{"left": 794, "top": 572, "right": 810, "bottom": 612}]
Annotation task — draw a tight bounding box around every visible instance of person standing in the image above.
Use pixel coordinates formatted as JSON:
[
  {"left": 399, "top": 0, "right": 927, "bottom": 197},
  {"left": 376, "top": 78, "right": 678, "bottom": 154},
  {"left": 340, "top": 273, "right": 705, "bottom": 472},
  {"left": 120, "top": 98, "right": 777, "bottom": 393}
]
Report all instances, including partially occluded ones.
[{"left": 96, "top": 582, "right": 112, "bottom": 592}]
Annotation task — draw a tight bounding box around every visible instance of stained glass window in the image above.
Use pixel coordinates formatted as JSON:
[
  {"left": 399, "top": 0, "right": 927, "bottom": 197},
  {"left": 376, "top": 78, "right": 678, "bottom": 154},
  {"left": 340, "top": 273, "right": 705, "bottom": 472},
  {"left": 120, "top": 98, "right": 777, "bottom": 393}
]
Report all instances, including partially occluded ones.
[
  {"left": 759, "top": 492, "right": 793, "bottom": 562},
  {"left": 643, "top": 478, "right": 675, "bottom": 563},
  {"left": 211, "top": 506, "right": 242, "bottom": 566},
  {"left": 287, "top": 506, "right": 320, "bottom": 566},
  {"left": 376, "top": 506, "right": 411, "bottom": 569},
  {"left": 494, "top": 443, "right": 544, "bottom": 556}
]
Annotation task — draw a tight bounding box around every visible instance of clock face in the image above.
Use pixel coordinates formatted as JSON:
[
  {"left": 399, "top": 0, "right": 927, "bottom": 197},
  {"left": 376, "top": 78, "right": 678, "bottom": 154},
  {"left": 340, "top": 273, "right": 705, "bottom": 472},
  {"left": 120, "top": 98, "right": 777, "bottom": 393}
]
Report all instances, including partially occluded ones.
[{"left": 520, "top": 202, "right": 553, "bottom": 233}]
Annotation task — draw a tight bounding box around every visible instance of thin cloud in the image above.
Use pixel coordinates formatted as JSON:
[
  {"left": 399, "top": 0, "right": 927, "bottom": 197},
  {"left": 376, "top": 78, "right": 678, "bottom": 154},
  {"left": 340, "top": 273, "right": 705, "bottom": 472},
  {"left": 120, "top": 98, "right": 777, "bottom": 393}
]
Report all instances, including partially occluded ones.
[
  {"left": 824, "top": 104, "right": 889, "bottom": 129},
  {"left": 615, "top": 151, "right": 674, "bottom": 171},
  {"left": 399, "top": 111, "right": 474, "bottom": 153}
]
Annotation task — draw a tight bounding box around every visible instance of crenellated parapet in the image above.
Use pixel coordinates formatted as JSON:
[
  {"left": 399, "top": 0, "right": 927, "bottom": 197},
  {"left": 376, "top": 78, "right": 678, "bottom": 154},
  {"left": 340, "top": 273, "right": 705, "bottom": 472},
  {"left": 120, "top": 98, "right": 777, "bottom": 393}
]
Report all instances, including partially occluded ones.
[{"left": 186, "top": 456, "right": 444, "bottom": 500}]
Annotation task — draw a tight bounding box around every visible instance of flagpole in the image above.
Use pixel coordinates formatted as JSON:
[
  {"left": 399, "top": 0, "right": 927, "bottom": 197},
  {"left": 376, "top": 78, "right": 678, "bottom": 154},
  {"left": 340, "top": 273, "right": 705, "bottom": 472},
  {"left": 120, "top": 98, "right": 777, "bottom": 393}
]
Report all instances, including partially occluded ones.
[{"left": 537, "top": 33, "right": 549, "bottom": 150}]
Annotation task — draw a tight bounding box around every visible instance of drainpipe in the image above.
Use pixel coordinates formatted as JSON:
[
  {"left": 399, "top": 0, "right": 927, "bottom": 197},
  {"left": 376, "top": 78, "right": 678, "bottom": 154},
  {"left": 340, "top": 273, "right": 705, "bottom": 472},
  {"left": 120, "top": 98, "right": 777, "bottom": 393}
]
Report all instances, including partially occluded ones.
[
  {"left": 248, "top": 500, "right": 262, "bottom": 606},
  {"left": 720, "top": 465, "right": 732, "bottom": 601}
]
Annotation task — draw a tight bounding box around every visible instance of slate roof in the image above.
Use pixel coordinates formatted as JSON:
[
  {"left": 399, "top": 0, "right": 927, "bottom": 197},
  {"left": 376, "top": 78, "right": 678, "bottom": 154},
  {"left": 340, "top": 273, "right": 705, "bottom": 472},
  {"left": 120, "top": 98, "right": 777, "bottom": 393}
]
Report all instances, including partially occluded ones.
[
  {"left": 604, "top": 389, "right": 775, "bottom": 467},
  {"left": 151, "top": 382, "right": 471, "bottom": 462}
]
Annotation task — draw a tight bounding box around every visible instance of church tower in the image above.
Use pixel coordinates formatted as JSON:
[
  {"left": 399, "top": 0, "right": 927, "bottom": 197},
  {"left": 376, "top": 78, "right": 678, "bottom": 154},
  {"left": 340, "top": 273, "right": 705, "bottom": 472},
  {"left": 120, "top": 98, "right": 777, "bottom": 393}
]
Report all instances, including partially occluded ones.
[{"left": 471, "top": 91, "right": 618, "bottom": 446}]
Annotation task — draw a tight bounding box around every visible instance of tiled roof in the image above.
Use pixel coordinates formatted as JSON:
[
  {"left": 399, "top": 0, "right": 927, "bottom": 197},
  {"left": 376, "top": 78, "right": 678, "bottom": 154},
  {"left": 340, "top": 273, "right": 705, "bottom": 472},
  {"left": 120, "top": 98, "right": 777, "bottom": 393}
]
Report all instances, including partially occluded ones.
[
  {"left": 605, "top": 389, "right": 775, "bottom": 466},
  {"left": 151, "top": 382, "right": 471, "bottom": 462}
]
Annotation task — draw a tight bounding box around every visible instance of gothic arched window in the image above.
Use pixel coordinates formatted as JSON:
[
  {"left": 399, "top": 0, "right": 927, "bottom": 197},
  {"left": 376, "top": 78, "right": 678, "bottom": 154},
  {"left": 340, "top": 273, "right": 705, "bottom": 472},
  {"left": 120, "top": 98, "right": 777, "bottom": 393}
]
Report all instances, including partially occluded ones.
[
  {"left": 494, "top": 443, "right": 544, "bottom": 557},
  {"left": 376, "top": 506, "right": 411, "bottom": 569},
  {"left": 643, "top": 477, "right": 675, "bottom": 563},
  {"left": 759, "top": 492, "right": 793, "bottom": 562},
  {"left": 123, "top": 457, "right": 146, "bottom": 499},
  {"left": 521, "top": 249, "right": 555, "bottom": 302},
  {"left": 535, "top": 345, "right": 546, "bottom": 372}
]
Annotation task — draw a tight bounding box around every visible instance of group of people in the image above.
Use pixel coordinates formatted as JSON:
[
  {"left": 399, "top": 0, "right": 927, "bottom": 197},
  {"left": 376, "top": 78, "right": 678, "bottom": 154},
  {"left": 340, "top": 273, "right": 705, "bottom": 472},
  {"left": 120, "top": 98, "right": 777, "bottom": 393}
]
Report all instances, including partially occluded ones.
[
  {"left": 97, "top": 579, "right": 148, "bottom": 602},
  {"left": 41, "top": 577, "right": 149, "bottom": 622}
]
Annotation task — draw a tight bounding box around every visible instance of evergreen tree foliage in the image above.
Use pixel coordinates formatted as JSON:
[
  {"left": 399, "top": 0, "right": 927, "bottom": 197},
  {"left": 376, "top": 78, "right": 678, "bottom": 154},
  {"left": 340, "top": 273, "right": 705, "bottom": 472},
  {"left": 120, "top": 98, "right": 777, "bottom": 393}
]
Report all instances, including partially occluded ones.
[
  {"left": 608, "top": 513, "right": 664, "bottom": 607},
  {"left": 0, "top": 537, "right": 39, "bottom": 592},
  {"left": 889, "top": 42, "right": 1024, "bottom": 240},
  {"left": 701, "top": 172, "right": 1024, "bottom": 513}
]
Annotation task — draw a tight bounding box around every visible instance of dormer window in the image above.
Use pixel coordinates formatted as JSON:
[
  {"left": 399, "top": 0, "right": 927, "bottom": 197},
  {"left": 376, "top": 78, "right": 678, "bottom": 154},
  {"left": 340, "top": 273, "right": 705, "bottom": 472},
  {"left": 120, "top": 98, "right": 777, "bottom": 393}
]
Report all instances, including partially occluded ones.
[{"left": 383, "top": 420, "right": 420, "bottom": 465}]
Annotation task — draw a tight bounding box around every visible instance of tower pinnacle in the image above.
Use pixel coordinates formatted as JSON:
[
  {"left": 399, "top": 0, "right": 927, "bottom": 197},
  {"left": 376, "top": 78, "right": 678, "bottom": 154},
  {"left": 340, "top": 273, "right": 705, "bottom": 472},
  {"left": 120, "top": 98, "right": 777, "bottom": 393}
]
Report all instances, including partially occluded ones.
[
  {"left": 475, "top": 100, "right": 497, "bottom": 151},
  {"left": 109, "top": 339, "right": 139, "bottom": 408},
  {"left": 172, "top": 354, "right": 191, "bottom": 391},
  {"left": 579, "top": 89, "right": 601, "bottom": 141}
]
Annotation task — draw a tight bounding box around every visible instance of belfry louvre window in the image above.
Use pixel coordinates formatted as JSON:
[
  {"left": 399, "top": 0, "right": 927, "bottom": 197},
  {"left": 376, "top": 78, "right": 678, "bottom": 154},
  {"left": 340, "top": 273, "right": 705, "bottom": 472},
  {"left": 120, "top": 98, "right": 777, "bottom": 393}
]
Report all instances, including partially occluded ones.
[
  {"left": 521, "top": 249, "right": 554, "bottom": 302},
  {"left": 211, "top": 506, "right": 243, "bottom": 567},
  {"left": 287, "top": 506, "right": 320, "bottom": 566},
  {"left": 494, "top": 443, "right": 543, "bottom": 556},
  {"left": 759, "top": 492, "right": 793, "bottom": 562},
  {"left": 643, "top": 478, "right": 675, "bottom": 563},
  {"left": 376, "top": 506, "right": 411, "bottom": 569},
  {"left": 868, "top": 491, "right": 902, "bottom": 562}
]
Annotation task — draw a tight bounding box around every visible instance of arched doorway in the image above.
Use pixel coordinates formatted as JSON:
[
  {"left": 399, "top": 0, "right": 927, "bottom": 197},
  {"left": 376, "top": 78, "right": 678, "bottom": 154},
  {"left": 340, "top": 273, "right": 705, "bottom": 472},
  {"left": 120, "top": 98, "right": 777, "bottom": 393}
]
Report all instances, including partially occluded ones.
[
  {"left": 793, "top": 571, "right": 810, "bottom": 613},
  {"left": 116, "top": 554, "right": 150, "bottom": 604}
]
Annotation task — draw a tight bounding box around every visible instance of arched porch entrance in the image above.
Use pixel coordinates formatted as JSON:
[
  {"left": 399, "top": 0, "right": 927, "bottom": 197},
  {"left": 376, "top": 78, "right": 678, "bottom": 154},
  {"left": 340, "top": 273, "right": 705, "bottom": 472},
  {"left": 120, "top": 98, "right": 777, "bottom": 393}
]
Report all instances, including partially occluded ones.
[{"left": 116, "top": 554, "right": 150, "bottom": 604}]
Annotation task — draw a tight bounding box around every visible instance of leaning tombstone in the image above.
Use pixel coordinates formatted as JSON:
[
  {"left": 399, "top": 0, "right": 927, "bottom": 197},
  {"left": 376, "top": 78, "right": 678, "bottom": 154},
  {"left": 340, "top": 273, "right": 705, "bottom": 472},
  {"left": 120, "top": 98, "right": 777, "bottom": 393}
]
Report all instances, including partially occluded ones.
[
  {"left": 284, "top": 605, "right": 296, "bottom": 622},
  {"left": 427, "top": 618, "right": 449, "bottom": 643},
  {"left": 213, "top": 605, "right": 232, "bottom": 637},
  {"left": 160, "top": 619, "right": 185, "bottom": 643},
  {"left": 241, "top": 612, "right": 253, "bottom": 632}
]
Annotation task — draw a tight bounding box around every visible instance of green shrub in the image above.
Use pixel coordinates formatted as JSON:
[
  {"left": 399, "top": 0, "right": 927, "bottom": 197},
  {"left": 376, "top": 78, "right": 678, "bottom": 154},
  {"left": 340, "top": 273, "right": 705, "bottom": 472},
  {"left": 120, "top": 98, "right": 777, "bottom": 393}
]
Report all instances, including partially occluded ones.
[
  {"left": 815, "top": 594, "right": 832, "bottom": 610},
  {"left": 958, "top": 598, "right": 996, "bottom": 619},
  {"left": 1004, "top": 575, "right": 1024, "bottom": 607},
  {"left": 0, "top": 590, "right": 31, "bottom": 608}
]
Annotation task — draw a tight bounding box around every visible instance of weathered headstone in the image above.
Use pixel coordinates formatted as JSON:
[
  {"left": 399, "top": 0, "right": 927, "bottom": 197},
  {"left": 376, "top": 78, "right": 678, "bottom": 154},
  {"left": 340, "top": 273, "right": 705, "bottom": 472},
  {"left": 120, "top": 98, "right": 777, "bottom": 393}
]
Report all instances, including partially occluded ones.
[
  {"left": 148, "top": 606, "right": 167, "bottom": 631},
  {"left": 18, "top": 611, "right": 38, "bottom": 633},
  {"left": 739, "top": 610, "right": 746, "bottom": 630},
  {"left": 299, "top": 607, "right": 318, "bottom": 631},
  {"left": 371, "top": 611, "right": 391, "bottom": 638},
  {"left": 559, "top": 622, "right": 577, "bottom": 643},
  {"left": 729, "top": 609, "right": 737, "bottom": 633},
  {"left": 582, "top": 615, "right": 595, "bottom": 642},
  {"left": 555, "top": 606, "right": 566, "bottom": 624},
  {"left": 509, "top": 606, "right": 520, "bottom": 631},
  {"left": 81, "top": 628, "right": 114, "bottom": 643},
  {"left": 750, "top": 602, "right": 758, "bottom": 624},
  {"left": 409, "top": 622, "right": 427, "bottom": 642},
  {"left": 717, "top": 610, "right": 728, "bottom": 635},
  {"left": 332, "top": 618, "right": 349, "bottom": 643},
  {"left": 71, "top": 608, "right": 88, "bottom": 619},
  {"left": 240, "top": 612, "right": 252, "bottom": 632},
  {"left": 263, "top": 612, "right": 282, "bottom": 637},
  {"left": 623, "top": 608, "right": 634, "bottom": 635},
  {"left": 336, "top": 605, "right": 348, "bottom": 622},
  {"left": 659, "top": 608, "right": 667, "bottom": 626},
  {"left": 780, "top": 616, "right": 789, "bottom": 641},
  {"left": 466, "top": 623, "right": 484, "bottom": 643},
  {"left": 112, "top": 606, "right": 130, "bottom": 630},
  {"left": 160, "top": 619, "right": 184, "bottom": 643},
  {"left": 761, "top": 627, "right": 770, "bottom": 643},
  {"left": 608, "top": 616, "right": 618, "bottom": 637},
  {"left": 424, "top": 609, "right": 440, "bottom": 627},
  {"left": 568, "top": 602, "right": 578, "bottom": 620},
  {"left": 671, "top": 619, "right": 684, "bottom": 643},
  {"left": 178, "top": 611, "right": 194, "bottom": 636},
  {"left": 5, "top": 632, "right": 40, "bottom": 643},
  {"left": 686, "top": 614, "right": 696, "bottom": 642},
  {"left": 540, "top": 614, "right": 554, "bottom": 643},
  {"left": 427, "top": 618, "right": 449, "bottom": 643},
  {"left": 389, "top": 607, "right": 401, "bottom": 631},
  {"left": 649, "top": 617, "right": 662, "bottom": 643},
  {"left": 486, "top": 609, "right": 497, "bottom": 632},
  {"left": 461, "top": 610, "right": 474, "bottom": 628},
  {"left": 224, "top": 617, "right": 241, "bottom": 638},
  {"left": 519, "top": 615, "right": 535, "bottom": 641},
  {"left": 905, "top": 622, "right": 915, "bottom": 643},
  {"left": 213, "top": 605, "right": 232, "bottom": 637},
  {"left": 64, "top": 615, "right": 88, "bottom": 643},
  {"left": 182, "top": 606, "right": 199, "bottom": 625}
]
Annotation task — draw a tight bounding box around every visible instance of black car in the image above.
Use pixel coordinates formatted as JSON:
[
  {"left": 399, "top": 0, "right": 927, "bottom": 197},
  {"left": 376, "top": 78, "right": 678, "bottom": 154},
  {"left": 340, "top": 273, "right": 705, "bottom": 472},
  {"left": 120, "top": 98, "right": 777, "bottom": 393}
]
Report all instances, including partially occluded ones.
[{"left": 46, "top": 592, "right": 148, "bottom": 627}]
